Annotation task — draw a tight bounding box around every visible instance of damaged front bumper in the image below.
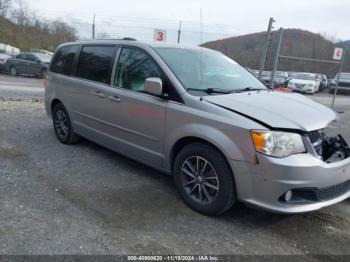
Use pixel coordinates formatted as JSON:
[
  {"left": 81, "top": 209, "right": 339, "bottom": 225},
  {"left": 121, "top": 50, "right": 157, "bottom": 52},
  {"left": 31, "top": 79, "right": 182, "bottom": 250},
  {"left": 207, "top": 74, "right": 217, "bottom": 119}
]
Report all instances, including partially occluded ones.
[{"left": 230, "top": 131, "right": 350, "bottom": 214}]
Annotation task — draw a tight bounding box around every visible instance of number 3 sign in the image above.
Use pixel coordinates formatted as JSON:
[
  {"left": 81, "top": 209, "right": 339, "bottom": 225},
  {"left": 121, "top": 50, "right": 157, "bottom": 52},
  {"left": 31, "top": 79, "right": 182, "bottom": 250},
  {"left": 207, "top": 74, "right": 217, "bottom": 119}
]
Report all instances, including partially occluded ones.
[{"left": 154, "top": 29, "right": 167, "bottom": 42}]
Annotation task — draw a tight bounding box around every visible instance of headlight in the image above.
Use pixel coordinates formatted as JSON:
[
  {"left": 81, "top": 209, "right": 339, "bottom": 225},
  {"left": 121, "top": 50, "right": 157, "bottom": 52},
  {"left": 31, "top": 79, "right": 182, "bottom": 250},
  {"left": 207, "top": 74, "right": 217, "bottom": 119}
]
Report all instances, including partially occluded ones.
[{"left": 251, "top": 130, "right": 306, "bottom": 158}]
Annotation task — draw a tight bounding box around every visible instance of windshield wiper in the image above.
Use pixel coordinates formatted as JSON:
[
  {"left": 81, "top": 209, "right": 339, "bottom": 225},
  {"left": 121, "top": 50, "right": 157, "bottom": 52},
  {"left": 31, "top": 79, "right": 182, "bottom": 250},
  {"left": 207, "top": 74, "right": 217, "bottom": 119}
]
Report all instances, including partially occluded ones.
[
  {"left": 186, "top": 88, "right": 231, "bottom": 94},
  {"left": 230, "top": 87, "right": 268, "bottom": 93}
]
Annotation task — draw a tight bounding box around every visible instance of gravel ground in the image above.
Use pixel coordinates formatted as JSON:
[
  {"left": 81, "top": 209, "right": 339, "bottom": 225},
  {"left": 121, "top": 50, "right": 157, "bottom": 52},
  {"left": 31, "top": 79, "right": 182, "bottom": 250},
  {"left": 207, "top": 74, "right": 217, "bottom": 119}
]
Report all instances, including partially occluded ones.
[{"left": 0, "top": 75, "right": 350, "bottom": 257}]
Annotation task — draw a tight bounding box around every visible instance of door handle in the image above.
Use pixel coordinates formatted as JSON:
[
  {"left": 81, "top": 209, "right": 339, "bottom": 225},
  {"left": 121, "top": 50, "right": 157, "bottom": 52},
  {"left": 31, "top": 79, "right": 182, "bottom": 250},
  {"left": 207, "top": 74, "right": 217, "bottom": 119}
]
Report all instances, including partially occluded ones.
[
  {"left": 94, "top": 91, "right": 105, "bottom": 98},
  {"left": 108, "top": 95, "right": 121, "bottom": 102}
]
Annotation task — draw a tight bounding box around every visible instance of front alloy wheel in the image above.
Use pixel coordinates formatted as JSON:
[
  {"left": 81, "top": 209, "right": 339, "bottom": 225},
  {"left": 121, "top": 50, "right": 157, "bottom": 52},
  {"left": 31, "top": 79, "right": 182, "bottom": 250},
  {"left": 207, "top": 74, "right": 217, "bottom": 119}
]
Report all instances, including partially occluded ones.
[
  {"left": 174, "top": 143, "right": 236, "bottom": 216},
  {"left": 181, "top": 156, "right": 219, "bottom": 205}
]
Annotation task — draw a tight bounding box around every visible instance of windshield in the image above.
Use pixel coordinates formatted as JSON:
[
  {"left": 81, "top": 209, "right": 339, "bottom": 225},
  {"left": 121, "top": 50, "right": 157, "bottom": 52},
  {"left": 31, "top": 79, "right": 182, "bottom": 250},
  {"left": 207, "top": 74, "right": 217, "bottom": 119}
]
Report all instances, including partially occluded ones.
[
  {"left": 35, "top": 53, "right": 52, "bottom": 63},
  {"left": 293, "top": 73, "right": 316, "bottom": 81},
  {"left": 154, "top": 47, "right": 266, "bottom": 94}
]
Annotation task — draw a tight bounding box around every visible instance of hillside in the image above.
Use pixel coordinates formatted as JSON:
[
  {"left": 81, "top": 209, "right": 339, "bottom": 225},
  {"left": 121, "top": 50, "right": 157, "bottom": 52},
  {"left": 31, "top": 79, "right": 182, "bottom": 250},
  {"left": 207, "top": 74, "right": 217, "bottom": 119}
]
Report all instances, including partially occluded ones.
[
  {"left": 0, "top": 16, "right": 76, "bottom": 52},
  {"left": 202, "top": 29, "right": 349, "bottom": 77},
  {"left": 342, "top": 40, "right": 350, "bottom": 47}
]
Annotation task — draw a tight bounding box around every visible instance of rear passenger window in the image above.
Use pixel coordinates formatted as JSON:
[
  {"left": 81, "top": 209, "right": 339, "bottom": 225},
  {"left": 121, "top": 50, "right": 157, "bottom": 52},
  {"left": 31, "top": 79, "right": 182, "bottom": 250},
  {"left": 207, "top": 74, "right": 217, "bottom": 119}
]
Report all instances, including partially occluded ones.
[
  {"left": 51, "top": 45, "right": 78, "bottom": 75},
  {"left": 76, "top": 46, "right": 116, "bottom": 84}
]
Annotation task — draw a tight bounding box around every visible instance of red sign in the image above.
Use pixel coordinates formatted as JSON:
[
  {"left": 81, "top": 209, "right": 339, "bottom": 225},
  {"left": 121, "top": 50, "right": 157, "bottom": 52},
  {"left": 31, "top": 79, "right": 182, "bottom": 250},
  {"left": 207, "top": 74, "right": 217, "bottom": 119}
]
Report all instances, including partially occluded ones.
[{"left": 154, "top": 29, "right": 167, "bottom": 42}]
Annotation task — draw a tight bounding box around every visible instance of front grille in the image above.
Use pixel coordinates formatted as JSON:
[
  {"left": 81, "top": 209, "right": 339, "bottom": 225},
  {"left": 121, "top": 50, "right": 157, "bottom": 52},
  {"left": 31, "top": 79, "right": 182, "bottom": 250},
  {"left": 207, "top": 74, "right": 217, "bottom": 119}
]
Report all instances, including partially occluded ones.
[
  {"left": 308, "top": 130, "right": 322, "bottom": 144},
  {"left": 295, "top": 83, "right": 305, "bottom": 88},
  {"left": 315, "top": 180, "right": 350, "bottom": 201}
]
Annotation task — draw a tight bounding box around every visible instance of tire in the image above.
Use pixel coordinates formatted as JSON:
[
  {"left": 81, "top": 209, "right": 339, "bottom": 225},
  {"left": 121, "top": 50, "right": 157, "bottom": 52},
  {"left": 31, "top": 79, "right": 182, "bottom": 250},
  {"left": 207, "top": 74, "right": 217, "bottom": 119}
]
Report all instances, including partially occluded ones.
[
  {"left": 173, "top": 143, "right": 236, "bottom": 216},
  {"left": 40, "top": 68, "right": 48, "bottom": 79},
  {"left": 52, "top": 103, "right": 80, "bottom": 144},
  {"left": 10, "top": 66, "right": 18, "bottom": 76}
]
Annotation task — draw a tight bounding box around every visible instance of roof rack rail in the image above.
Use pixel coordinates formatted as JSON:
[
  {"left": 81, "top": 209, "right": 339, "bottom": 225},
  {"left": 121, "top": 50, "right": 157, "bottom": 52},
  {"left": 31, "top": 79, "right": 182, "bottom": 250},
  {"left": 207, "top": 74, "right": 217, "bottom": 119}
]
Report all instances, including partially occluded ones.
[
  {"left": 122, "top": 37, "right": 137, "bottom": 41},
  {"left": 77, "top": 37, "right": 137, "bottom": 42}
]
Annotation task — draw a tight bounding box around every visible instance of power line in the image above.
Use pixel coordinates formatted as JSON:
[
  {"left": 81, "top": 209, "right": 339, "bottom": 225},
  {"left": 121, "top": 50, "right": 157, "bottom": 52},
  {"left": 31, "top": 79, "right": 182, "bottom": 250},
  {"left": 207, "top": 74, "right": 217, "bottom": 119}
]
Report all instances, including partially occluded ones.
[
  {"left": 73, "top": 21, "right": 234, "bottom": 37},
  {"left": 36, "top": 9, "right": 263, "bottom": 29},
  {"left": 35, "top": 9, "right": 266, "bottom": 32}
]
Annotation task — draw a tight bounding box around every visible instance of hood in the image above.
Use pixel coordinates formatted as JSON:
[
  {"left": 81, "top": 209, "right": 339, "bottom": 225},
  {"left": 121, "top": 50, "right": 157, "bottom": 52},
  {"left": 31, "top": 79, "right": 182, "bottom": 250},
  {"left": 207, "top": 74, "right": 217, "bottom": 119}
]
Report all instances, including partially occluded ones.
[
  {"left": 204, "top": 91, "right": 337, "bottom": 132},
  {"left": 290, "top": 79, "right": 315, "bottom": 85}
]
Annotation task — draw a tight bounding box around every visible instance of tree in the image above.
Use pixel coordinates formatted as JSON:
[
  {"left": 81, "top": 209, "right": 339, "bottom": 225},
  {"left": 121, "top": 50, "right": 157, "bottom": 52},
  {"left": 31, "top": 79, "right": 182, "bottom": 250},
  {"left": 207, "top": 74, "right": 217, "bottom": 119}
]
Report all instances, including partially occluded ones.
[
  {"left": 0, "top": 0, "right": 11, "bottom": 17},
  {"left": 0, "top": 0, "right": 77, "bottom": 52},
  {"left": 10, "top": 0, "right": 29, "bottom": 26}
]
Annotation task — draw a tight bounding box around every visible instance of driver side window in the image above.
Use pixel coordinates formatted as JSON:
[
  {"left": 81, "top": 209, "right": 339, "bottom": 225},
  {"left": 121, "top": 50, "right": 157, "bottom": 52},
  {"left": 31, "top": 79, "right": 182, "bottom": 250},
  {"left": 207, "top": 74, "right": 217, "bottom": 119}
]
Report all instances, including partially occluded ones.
[{"left": 115, "top": 47, "right": 161, "bottom": 93}]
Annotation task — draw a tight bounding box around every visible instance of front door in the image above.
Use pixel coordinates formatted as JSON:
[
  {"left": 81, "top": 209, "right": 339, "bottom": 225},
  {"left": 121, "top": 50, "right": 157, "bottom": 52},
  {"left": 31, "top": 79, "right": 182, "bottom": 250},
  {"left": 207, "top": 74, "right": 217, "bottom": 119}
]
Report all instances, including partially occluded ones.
[{"left": 101, "top": 47, "right": 168, "bottom": 167}]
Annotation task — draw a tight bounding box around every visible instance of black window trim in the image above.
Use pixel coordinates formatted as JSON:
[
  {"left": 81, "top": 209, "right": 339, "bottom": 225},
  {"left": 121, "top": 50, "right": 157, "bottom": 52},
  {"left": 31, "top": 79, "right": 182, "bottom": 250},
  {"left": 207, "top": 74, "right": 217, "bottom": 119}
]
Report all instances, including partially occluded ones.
[
  {"left": 74, "top": 44, "right": 119, "bottom": 85},
  {"left": 50, "top": 44, "right": 81, "bottom": 76},
  {"left": 112, "top": 45, "right": 183, "bottom": 103}
]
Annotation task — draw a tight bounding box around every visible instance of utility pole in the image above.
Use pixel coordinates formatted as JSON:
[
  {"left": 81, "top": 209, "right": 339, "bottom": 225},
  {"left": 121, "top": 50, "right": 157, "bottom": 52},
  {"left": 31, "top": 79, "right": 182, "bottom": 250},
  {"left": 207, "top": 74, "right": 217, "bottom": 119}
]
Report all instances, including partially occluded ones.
[
  {"left": 177, "top": 21, "right": 182, "bottom": 44},
  {"left": 258, "top": 17, "right": 275, "bottom": 80},
  {"left": 92, "top": 13, "right": 96, "bottom": 39},
  {"left": 270, "top": 28, "right": 284, "bottom": 89}
]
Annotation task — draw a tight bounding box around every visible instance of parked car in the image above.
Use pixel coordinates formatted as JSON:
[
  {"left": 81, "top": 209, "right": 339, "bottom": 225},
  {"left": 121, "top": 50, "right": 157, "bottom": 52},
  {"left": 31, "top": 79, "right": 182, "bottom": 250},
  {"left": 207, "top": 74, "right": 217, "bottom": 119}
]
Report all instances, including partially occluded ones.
[
  {"left": 315, "top": 74, "right": 322, "bottom": 92},
  {"left": 260, "top": 71, "right": 271, "bottom": 85},
  {"left": 329, "top": 72, "right": 350, "bottom": 93},
  {"left": 273, "top": 71, "right": 289, "bottom": 87},
  {"left": 0, "top": 53, "right": 11, "bottom": 73},
  {"left": 260, "top": 71, "right": 289, "bottom": 87},
  {"left": 288, "top": 73, "right": 319, "bottom": 94},
  {"left": 46, "top": 40, "right": 350, "bottom": 215},
  {"left": 250, "top": 69, "right": 260, "bottom": 78},
  {"left": 6, "top": 52, "right": 52, "bottom": 78},
  {"left": 321, "top": 75, "right": 328, "bottom": 88}
]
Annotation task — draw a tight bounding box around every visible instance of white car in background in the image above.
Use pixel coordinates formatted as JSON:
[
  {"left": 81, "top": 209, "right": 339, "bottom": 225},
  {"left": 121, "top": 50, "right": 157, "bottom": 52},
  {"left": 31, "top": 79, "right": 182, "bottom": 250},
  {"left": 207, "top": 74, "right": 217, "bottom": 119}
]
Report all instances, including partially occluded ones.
[{"left": 288, "top": 73, "right": 318, "bottom": 94}]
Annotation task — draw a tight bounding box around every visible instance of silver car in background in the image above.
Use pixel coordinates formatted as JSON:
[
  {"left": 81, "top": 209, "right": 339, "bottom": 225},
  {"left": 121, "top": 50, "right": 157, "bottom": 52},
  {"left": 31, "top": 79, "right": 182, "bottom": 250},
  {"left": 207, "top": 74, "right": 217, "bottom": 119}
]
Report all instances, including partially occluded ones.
[
  {"left": 45, "top": 40, "right": 350, "bottom": 215},
  {"left": 288, "top": 73, "right": 319, "bottom": 94}
]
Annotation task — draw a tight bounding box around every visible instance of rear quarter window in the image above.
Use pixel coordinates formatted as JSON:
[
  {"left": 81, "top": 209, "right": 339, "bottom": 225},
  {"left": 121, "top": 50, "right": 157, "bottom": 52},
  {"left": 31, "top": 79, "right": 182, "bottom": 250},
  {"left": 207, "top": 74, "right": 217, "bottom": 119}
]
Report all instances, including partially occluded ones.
[
  {"left": 50, "top": 45, "right": 79, "bottom": 75},
  {"left": 76, "top": 45, "right": 117, "bottom": 84}
]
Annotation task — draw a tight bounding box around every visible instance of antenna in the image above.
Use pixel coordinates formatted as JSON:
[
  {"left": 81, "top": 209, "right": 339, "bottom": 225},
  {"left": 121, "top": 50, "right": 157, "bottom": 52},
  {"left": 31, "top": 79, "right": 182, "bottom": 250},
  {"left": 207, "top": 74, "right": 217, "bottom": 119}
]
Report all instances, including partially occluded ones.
[
  {"left": 200, "top": 8, "right": 203, "bottom": 90},
  {"left": 177, "top": 21, "right": 182, "bottom": 44},
  {"left": 92, "top": 13, "right": 96, "bottom": 39},
  {"left": 200, "top": 8, "right": 203, "bottom": 45}
]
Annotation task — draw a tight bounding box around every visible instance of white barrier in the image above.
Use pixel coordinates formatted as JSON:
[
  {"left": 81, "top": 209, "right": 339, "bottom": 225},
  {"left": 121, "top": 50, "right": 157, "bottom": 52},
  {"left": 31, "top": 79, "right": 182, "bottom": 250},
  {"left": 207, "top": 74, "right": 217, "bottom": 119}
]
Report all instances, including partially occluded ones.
[{"left": 0, "top": 43, "right": 20, "bottom": 55}]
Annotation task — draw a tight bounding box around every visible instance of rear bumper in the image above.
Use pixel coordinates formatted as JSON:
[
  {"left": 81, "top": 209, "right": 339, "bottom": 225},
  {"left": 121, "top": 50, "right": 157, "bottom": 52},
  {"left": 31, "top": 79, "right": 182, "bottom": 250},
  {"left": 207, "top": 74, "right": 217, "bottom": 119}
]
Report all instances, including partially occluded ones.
[{"left": 230, "top": 153, "right": 350, "bottom": 214}]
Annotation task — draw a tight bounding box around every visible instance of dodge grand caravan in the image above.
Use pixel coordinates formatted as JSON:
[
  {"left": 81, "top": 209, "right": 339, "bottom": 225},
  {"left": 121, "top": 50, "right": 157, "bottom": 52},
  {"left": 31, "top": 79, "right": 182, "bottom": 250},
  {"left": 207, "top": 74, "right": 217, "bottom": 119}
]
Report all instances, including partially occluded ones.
[{"left": 45, "top": 39, "right": 350, "bottom": 215}]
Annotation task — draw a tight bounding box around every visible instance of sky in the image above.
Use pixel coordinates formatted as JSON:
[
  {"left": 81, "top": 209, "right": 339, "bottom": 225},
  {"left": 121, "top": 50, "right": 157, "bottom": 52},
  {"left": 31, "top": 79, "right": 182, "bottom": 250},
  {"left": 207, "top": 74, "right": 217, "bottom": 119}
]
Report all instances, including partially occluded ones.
[{"left": 24, "top": 0, "right": 350, "bottom": 45}]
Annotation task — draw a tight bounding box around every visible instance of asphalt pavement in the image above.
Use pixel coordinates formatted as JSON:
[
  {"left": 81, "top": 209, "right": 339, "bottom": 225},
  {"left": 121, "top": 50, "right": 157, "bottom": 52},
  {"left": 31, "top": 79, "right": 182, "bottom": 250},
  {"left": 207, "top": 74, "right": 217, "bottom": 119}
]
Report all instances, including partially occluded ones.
[{"left": 0, "top": 74, "right": 349, "bottom": 257}]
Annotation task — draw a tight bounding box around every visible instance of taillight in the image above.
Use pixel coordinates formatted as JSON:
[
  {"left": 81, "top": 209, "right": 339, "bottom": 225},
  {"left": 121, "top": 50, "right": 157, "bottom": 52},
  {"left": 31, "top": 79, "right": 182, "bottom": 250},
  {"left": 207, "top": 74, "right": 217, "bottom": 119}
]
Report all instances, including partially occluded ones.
[{"left": 44, "top": 75, "right": 48, "bottom": 89}]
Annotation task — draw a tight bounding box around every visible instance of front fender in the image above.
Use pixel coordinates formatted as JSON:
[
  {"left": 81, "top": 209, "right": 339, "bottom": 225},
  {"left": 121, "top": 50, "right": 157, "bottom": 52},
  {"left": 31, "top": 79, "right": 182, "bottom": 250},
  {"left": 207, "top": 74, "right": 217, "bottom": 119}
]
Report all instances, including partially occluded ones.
[{"left": 164, "top": 123, "right": 257, "bottom": 172}]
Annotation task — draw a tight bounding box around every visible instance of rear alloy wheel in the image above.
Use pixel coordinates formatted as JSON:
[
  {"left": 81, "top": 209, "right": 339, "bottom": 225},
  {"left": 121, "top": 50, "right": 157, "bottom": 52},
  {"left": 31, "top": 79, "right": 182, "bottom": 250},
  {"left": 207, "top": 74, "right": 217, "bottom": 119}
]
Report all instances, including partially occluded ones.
[
  {"left": 173, "top": 143, "right": 236, "bottom": 216},
  {"left": 10, "top": 67, "right": 17, "bottom": 76},
  {"left": 52, "top": 103, "right": 80, "bottom": 144}
]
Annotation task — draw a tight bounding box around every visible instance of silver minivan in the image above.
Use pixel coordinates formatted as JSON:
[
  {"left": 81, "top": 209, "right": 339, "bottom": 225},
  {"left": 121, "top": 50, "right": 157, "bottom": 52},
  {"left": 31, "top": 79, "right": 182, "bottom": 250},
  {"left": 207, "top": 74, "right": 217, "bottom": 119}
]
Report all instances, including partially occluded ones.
[{"left": 45, "top": 39, "right": 350, "bottom": 215}]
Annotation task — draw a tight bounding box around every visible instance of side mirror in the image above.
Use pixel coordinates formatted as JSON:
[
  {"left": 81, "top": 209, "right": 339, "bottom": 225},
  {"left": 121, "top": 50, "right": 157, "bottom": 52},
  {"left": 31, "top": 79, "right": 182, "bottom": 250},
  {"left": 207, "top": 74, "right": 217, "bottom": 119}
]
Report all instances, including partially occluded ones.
[{"left": 144, "top": 77, "right": 163, "bottom": 96}]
